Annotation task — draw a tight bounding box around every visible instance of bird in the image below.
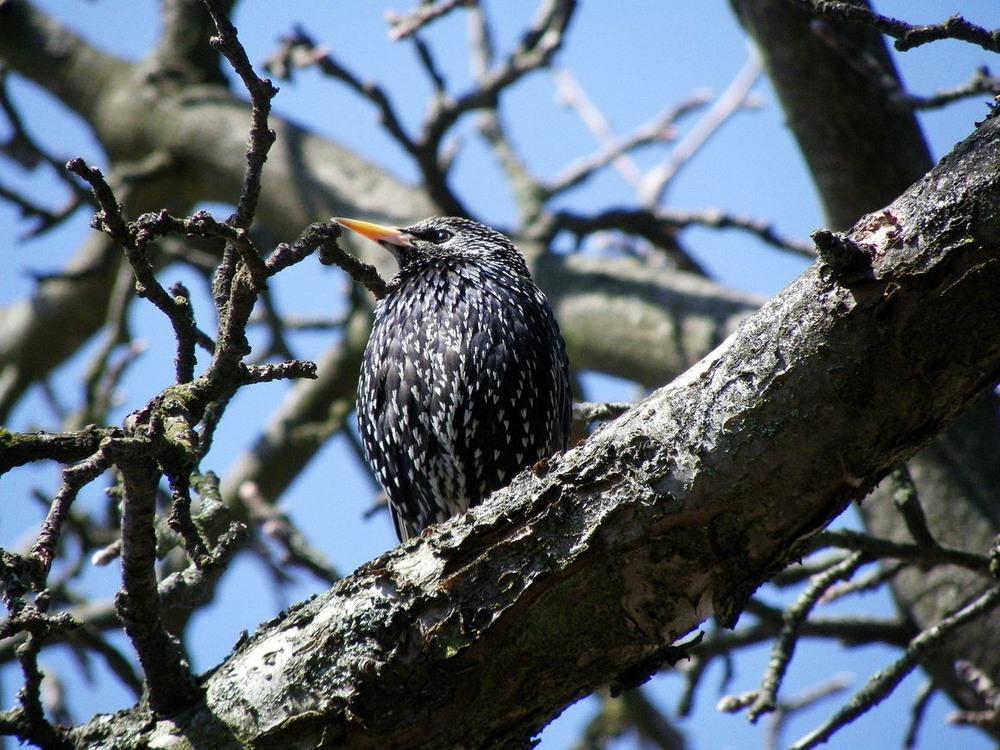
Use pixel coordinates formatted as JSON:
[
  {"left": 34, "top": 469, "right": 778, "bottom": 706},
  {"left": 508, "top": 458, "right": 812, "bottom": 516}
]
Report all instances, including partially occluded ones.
[{"left": 334, "top": 216, "right": 571, "bottom": 542}]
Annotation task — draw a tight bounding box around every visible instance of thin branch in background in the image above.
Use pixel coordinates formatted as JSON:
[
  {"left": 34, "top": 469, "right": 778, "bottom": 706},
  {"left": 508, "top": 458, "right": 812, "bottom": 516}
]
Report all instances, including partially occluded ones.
[
  {"left": 253, "top": 288, "right": 297, "bottom": 362},
  {"left": 418, "top": 0, "right": 577, "bottom": 213},
  {"left": 467, "top": 0, "right": 494, "bottom": 80},
  {"left": 790, "top": 1, "right": 1000, "bottom": 54},
  {"left": 0, "top": 68, "right": 94, "bottom": 234},
  {"left": 812, "top": 527, "right": 991, "bottom": 575},
  {"left": 428, "top": 0, "right": 577, "bottom": 136},
  {"left": 948, "top": 660, "right": 1000, "bottom": 734},
  {"left": 904, "top": 680, "right": 935, "bottom": 750},
  {"left": 820, "top": 559, "right": 908, "bottom": 603},
  {"left": 573, "top": 686, "right": 686, "bottom": 750},
  {"left": 906, "top": 66, "right": 1000, "bottom": 110},
  {"left": 477, "top": 110, "right": 547, "bottom": 224},
  {"left": 551, "top": 68, "right": 650, "bottom": 191},
  {"left": 676, "top": 653, "right": 708, "bottom": 719},
  {"left": 387, "top": 0, "right": 472, "bottom": 41},
  {"left": 889, "top": 464, "right": 937, "bottom": 548},
  {"left": 411, "top": 34, "right": 448, "bottom": 94},
  {"left": 639, "top": 52, "right": 762, "bottom": 207},
  {"left": 765, "top": 675, "right": 853, "bottom": 750},
  {"left": 552, "top": 209, "right": 700, "bottom": 272},
  {"left": 241, "top": 482, "right": 341, "bottom": 585},
  {"left": 554, "top": 205, "right": 814, "bottom": 270},
  {"left": 747, "top": 551, "right": 869, "bottom": 720},
  {"left": 269, "top": 2, "right": 575, "bottom": 216},
  {"left": 770, "top": 553, "right": 855, "bottom": 588},
  {"left": 250, "top": 314, "right": 345, "bottom": 333},
  {"left": 790, "top": 585, "right": 1000, "bottom": 750},
  {"left": 264, "top": 26, "right": 418, "bottom": 161},
  {"left": 662, "top": 208, "right": 816, "bottom": 258},
  {"left": 79, "top": 263, "right": 148, "bottom": 427},
  {"left": 0, "top": 181, "right": 83, "bottom": 240},
  {"left": 66, "top": 626, "right": 144, "bottom": 699}
]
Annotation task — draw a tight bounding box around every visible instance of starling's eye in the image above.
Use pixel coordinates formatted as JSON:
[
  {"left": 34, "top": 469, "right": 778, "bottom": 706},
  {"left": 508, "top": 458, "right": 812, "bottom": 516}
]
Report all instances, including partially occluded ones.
[{"left": 426, "top": 229, "right": 453, "bottom": 244}]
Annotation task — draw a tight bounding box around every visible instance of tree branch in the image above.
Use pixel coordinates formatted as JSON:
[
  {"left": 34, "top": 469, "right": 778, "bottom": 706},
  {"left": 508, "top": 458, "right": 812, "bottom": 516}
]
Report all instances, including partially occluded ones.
[{"left": 66, "top": 112, "right": 1000, "bottom": 749}]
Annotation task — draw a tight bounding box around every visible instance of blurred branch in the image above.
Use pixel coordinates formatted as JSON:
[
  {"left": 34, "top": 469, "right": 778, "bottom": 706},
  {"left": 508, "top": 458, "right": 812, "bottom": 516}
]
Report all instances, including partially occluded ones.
[
  {"left": 948, "top": 661, "right": 1000, "bottom": 734},
  {"left": 387, "top": 0, "right": 472, "bottom": 41},
  {"left": 0, "top": 67, "right": 93, "bottom": 236},
  {"left": 904, "top": 680, "right": 936, "bottom": 750},
  {"left": 241, "top": 483, "right": 341, "bottom": 586},
  {"left": 638, "top": 52, "right": 762, "bottom": 207},
  {"left": 764, "top": 675, "right": 852, "bottom": 750},
  {"left": 574, "top": 687, "right": 686, "bottom": 750},
  {"left": 554, "top": 206, "right": 813, "bottom": 262},
  {"left": 810, "top": 528, "right": 991, "bottom": 575},
  {"left": 548, "top": 69, "right": 709, "bottom": 196}
]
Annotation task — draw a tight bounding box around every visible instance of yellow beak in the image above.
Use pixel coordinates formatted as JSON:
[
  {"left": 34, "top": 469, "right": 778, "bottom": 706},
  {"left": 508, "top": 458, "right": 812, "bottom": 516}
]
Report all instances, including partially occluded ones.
[{"left": 333, "top": 217, "right": 412, "bottom": 248}]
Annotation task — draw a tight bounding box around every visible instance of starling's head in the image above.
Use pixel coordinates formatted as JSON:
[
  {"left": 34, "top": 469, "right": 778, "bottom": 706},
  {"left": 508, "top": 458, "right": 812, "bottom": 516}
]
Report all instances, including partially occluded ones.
[{"left": 333, "top": 216, "right": 529, "bottom": 276}]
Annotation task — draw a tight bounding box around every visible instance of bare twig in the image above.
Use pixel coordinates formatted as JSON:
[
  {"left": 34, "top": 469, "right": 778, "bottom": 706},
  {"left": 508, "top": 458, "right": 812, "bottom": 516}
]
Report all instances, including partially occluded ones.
[
  {"left": 639, "top": 53, "right": 762, "bottom": 207},
  {"left": 789, "top": 1, "right": 1000, "bottom": 54},
  {"left": 746, "top": 551, "right": 869, "bottom": 720},
  {"left": 30, "top": 449, "right": 112, "bottom": 579},
  {"left": 811, "top": 528, "right": 991, "bottom": 575},
  {"left": 790, "top": 585, "right": 1000, "bottom": 750},
  {"left": 387, "top": 0, "right": 472, "bottom": 41},
  {"left": 115, "top": 452, "right": 201, "bottom": 715},
  {"left": 904, "top": 680, "right": 935, "bottom": 750},
  {"left": 765, "top": 675, "right": 852, "bottom": 750},
  {"left": 202, "top": 0, "right": 278, "bottom": 231}
]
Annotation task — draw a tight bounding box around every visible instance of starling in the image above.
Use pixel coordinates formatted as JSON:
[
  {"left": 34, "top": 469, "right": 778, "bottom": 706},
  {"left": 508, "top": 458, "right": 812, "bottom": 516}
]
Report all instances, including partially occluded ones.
[{"left": 335, "top": 216, "right": 571, "bottom": 541}]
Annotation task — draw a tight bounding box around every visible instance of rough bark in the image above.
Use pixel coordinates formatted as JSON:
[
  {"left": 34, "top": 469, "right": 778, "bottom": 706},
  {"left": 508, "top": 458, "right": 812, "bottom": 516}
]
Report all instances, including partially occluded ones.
[{"left": 64, "top": 111, "right": 1000, "bottom": 750}]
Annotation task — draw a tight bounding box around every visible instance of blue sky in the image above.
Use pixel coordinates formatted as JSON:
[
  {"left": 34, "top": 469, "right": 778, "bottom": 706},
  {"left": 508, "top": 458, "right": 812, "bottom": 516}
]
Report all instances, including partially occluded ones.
[{"left": 2, "top": 2, "right": 998, "bottom": 748}]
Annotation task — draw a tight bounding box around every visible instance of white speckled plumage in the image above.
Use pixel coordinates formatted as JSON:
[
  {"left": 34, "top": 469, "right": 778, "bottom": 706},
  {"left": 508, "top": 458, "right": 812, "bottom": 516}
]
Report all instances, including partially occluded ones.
[{"left": 347, "top": 216, "right": 571, "bottom": 541}]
